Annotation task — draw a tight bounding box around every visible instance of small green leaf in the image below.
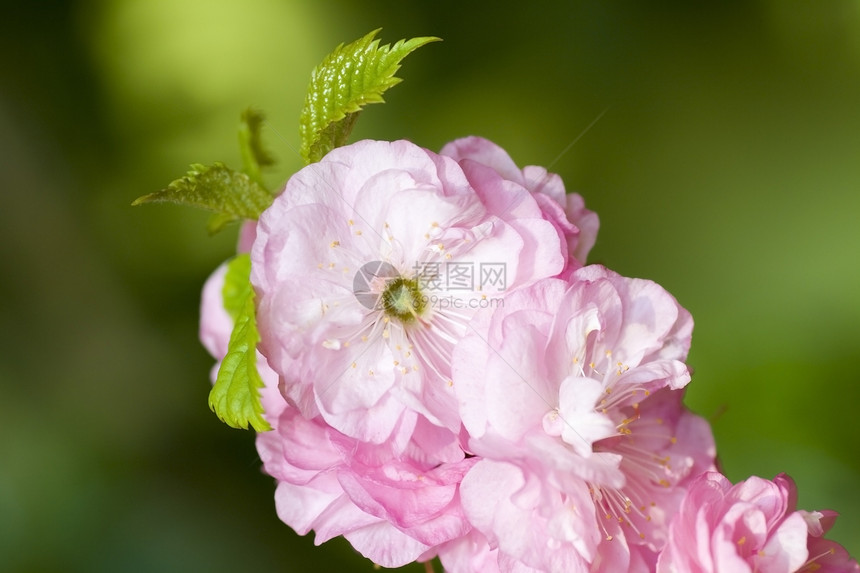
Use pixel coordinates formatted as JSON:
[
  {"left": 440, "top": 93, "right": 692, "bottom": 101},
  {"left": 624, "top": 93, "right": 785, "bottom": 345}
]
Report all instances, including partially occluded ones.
[
  {"left": 208, "top": 254, "right": 271, "bottom": 432},
  {"left": 132, "top": 163, "right": 273, "bottom": 230},
  {"left": 299, "top": 29, "right": 440, "bottom": 164},
  {"left": 239, "top": 108, "right": 275, "bottom": 188},
  {"left": 221, "top": 253, "right": 252, "bottom": 321}
]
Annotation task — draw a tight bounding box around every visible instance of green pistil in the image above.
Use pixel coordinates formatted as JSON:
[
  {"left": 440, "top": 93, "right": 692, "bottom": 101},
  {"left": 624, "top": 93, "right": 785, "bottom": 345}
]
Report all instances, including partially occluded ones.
[{"left": 381, "top": 277, "right": 425, "bottom": 322}]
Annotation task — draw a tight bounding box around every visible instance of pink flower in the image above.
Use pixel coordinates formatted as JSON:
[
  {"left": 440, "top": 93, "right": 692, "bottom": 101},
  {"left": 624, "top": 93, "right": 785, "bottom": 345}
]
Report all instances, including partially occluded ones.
[
  {"left": 256, "top": 398, "right": 477, "bottom": 568},
  {"left": 201, "top": 258, "right": 475, "bottom": 568},
  {"left": 450, "top": 266, "right": 715, "bottom": 570},
  {"left": 440, "top": 136, "right": 599, "bottom": 275},
  {"left": 656, "top": 472, "right": 860, "bottom": 573},
  {"left": 251, "top": 139, "right": 566, "bottom": 442}
]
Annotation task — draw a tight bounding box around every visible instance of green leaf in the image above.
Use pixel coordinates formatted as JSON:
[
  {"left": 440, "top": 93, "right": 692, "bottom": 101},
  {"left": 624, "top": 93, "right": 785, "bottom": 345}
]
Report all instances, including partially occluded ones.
[
  {"left": 208, "top": 254, "right": 271, "bottom": 432},
  {"left": 206, "top": 211, "right": 239, "bottom": 235},
  {"left": 132, "top": 163, "right": 273, "bottom": 231},
  {"left": 238, "top": 108, "right": 275, "bottom": 188},
  {"left": 221, "top": 253, "right": 252, "bottom": 321},
  {"left": 299, "top": 29, "right": 440, "bottom": 164}
]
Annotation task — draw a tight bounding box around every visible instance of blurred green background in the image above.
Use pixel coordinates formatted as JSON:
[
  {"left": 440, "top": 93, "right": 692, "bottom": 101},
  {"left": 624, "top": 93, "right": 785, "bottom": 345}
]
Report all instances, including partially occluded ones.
[{"left": 2, "top": 1, "right": 859, "bottom": 571}]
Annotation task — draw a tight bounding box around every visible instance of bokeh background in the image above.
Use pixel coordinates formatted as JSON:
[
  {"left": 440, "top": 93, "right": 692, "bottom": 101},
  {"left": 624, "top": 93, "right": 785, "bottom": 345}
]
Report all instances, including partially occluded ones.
[{"left": 2, "top": 1, "right": 859, "bottom": 571}]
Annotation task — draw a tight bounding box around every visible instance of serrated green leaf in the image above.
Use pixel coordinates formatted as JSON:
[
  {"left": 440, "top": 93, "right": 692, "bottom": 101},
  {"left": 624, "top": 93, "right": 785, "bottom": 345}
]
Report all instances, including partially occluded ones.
[
  {"left": 239, "top": 108, "right": 275, "bottom": 188},
  {"left": 299, "top": 29, "right": 440, "bottom": 164},
  {"left": 132, "top": 162, "right": 273, "bottom": 226},
  {"left": 208, "top": 254, "right": 271, "bottom": 432}
]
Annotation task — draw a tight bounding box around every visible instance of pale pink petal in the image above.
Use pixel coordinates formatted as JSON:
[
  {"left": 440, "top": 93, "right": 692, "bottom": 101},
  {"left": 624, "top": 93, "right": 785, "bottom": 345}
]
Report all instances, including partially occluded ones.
[
  {"left": 440, "top": 136, "right": 524, "bottom": 183},
  {"left": 237, "top": 220, "right": 257, "bottom": 252},
  {"left": 564, "top": 192, "right": 600, "bottom": 265},
  {"left": 343, "top": 521, "right": 432, "bottom": 568},
  {"left": 199, "top": 263, "right": 232, "bottom": 362},
  {"left": 556, "top": 375, "right": 617, "bottom": 456},
  {"left": 442, "top": 136, "right": 600, "bottom": 271},
  {"left": 437, "top": 530, "right": 503, "bottom": 573},
  {"left": 461, "top": 459, "right": 599, "bottom": 571},
  {"left": 756, "top": 511, "right": 809, "bottom": 572}
]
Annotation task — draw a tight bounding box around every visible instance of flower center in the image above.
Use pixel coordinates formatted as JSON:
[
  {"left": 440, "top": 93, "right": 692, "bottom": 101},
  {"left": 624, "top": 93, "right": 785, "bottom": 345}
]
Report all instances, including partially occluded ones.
[{"left": 381, "top": 277, "right": 426, "bottom": 322}]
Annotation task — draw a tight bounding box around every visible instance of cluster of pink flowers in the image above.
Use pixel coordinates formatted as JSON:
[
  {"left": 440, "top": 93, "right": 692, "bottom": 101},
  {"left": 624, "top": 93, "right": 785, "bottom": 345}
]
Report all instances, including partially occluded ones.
[{"left": 200, "top": 137, "right": 858, "bottom": 572}]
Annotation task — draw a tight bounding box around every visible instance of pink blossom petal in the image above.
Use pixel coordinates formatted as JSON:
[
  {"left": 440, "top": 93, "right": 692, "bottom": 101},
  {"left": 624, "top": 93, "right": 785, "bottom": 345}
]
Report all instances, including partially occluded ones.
[
  {"left": 343, "top": 521, "right": 432, "bottom": 567},
  {"left": 441, "top": 136, "right": 600, "bottom": 270},
  {"left": 199, "top": 263, "right": 231, "bottom": 362},
  {"left": 440, "top": 136, "right": 524, "bottom": 183},
  {"left": 437, "top": 530, "right": 504, "bottom": 573},
  {"left": 461, "top": 459, "right": 599, "bottom": 571},
  {"left": 756, "top": 511, "right": 809, "bottom": 572},
  {"left": 557, "top": 375, "right": 617, "bottom": 456}
]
